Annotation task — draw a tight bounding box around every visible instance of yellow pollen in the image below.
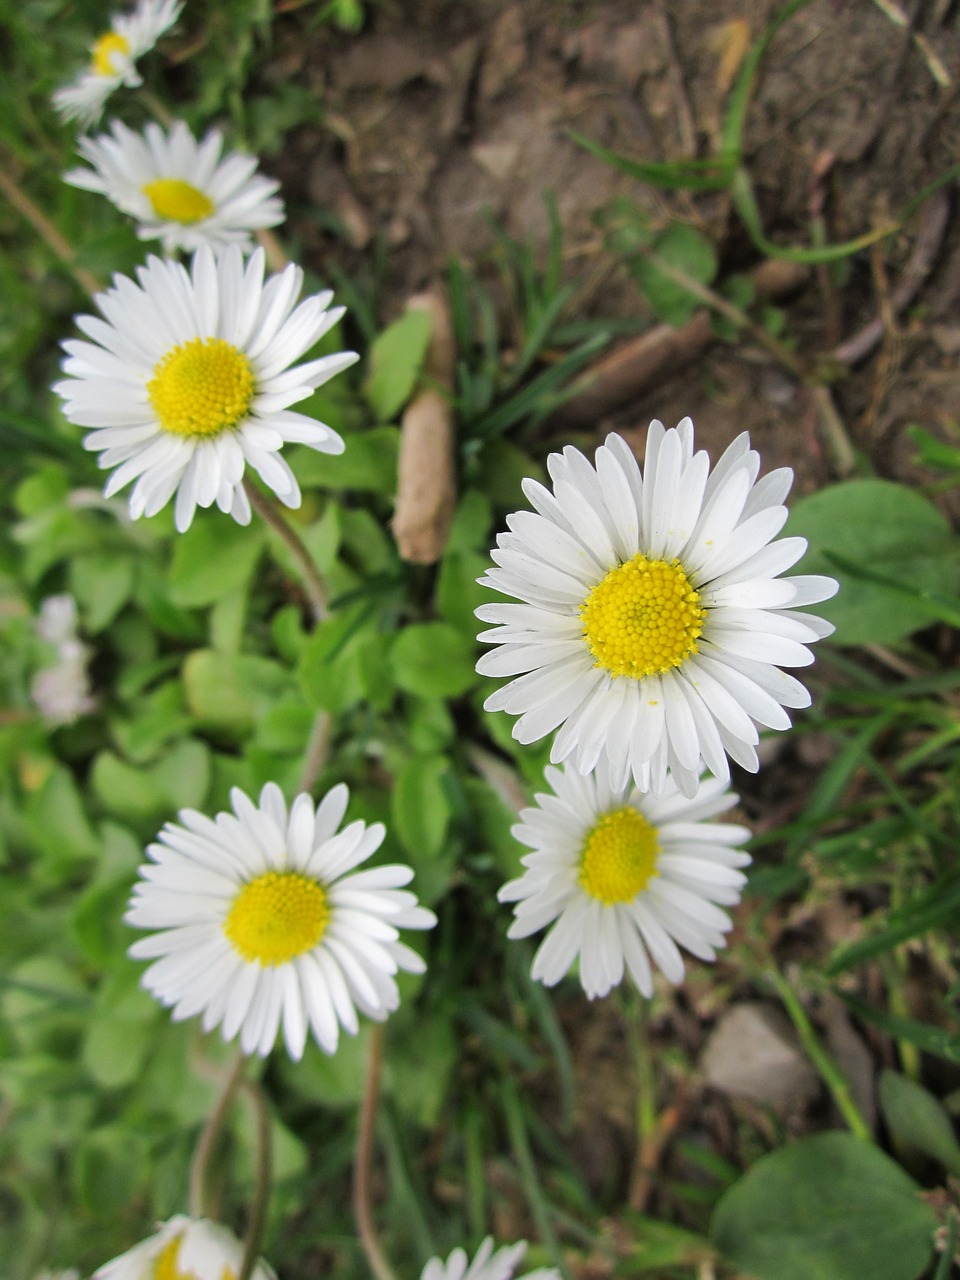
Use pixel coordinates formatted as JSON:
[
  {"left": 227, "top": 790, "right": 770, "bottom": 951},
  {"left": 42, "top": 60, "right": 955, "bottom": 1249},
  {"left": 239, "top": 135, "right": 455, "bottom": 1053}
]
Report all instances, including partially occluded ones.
[
  {"left": 580, "top": 553, "right": 704, "bottom": 679},
  {"left": 224, "top": 870, "right": 330, "bottom": 965},
  {"left": 579, "top": 807, "right": 660, "bottom": 906},
  {"left": 91, "top": 30, "right": 130, "bottom": 76},
  {"left": 153, "top": 1233, "right": 236, "bottom": 1280},
  {"left": 143, "top": 178, "right": 215, "bottom": 224},
  {"left": 147, "top": 337, "right": 255, "bottom": 438}
]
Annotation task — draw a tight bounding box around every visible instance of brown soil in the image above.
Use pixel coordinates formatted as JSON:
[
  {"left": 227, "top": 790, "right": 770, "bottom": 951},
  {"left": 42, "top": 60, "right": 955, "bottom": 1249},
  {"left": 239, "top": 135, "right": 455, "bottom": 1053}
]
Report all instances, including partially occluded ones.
[{"left": 266, "top": 0, "right": 960, "bottom": 496}]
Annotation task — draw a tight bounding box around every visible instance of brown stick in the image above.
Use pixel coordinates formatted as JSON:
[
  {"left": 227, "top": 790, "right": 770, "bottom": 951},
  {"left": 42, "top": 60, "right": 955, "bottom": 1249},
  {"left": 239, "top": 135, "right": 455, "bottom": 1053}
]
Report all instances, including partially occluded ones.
[
  {"left": 831, "top": 190, "right": 949, "bottom": 366},
  {"left": 550, "top": 258, "right": 808, "bottom": 428},
  {"left": 392, "top": 289, "right": 458, "bottom": 565},
  {"left": 0, "top": 167, "right": 103, "bottom": 297}
]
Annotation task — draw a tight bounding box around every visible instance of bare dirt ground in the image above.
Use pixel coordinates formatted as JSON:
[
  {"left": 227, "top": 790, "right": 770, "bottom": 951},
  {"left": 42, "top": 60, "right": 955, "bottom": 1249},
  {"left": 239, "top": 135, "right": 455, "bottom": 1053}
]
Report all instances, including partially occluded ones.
[{"left": 267, "top": 0, "right": 960, "bottom": 501}]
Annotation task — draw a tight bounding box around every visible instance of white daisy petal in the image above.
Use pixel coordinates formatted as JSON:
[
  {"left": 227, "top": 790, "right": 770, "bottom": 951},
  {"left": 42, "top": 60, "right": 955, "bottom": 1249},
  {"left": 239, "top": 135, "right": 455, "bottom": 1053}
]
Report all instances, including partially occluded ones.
[
  {"left": 55, "top": 248, "right": 356, "bottom": 532},
  {"left": 418, "top": 1240, "right": 557, "bottom": 1280},
  {"left": 498, "top": 759, "right": 750, "bottom": 999},
  {"left": 126, "top": 782, "right": 435, "bottom": 1059},
  {"left": 92, "top": 1214, "right": 276, "bottom": 1280},
  {"left": 476, "top": 422, "right": 836, "bottom": 796}
]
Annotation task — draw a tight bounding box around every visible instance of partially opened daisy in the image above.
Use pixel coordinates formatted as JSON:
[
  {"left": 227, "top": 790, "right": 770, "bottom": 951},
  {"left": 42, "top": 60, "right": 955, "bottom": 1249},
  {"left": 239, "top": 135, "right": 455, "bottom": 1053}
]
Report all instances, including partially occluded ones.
[
  {"left": 94, "top": 1215, "right": 274, "bottom": 1280},
  {"left": 126, "top": 782, "right": 437, "bottom": 1059},
  {"left": 477, "top": 420, "right": 838, "bottom": 797},
  {"left": 499, "top": 761, "right": 750, "bottom": 999},
  {"left": 54, "top": 244, "right": 357, "bottom": 532},
  {"left": 421, "top": 1238, "right": 560, "bottom": 1280},
  {"left": 53, "top": 0, "right": 183, "bottom": 128},
  {"left": 64, "top": 120, "right": 284, "bottom": 254}
]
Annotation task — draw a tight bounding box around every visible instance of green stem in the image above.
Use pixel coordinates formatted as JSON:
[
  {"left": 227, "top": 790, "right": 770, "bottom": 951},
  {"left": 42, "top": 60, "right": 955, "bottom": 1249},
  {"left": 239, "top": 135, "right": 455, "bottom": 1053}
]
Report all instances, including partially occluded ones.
[
  {"left": 499, "top": 1076, "right": 568, "bottom": 1279},
  {"left": 353, "top": 1025, "right": 398, "bottom": 1280},
  {"left": 189, "top": 1049, "right": 246, "bottom": 1218},
  {"left": 242, "top": 478, "right": 328, "bottom": 623},
  {"left": 768, "top": 966, "right": 872, "bottom": 1141},
  {"left": 237, "top": 1076, "right": 273, "bottom": 1280}
]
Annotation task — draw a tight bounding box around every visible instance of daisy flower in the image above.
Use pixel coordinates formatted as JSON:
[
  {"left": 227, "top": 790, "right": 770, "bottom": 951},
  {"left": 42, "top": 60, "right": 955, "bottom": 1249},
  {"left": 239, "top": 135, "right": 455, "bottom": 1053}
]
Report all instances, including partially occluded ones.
[
  {"left": 476, "top": 420, "right": 838, "bottom": 797},
  {"left": 499, "top": 761, "right": 750, "bottom": 999},
  {"left": 421, "top": 1238, "right": 560, "bottom": 1280},
  {"left": 53, "top": 0, "right": 183, "bottom": 128},
  {"left": 53, "top": 244, "right": 358, "bottom": 532},
  {"left": 93, "top": 1215, "right": 274, "bottom": 1280},
  {"left": 64, "top": 120, "right": 285, "bottom": 255},
  {"left": 126, "top": 781, "right": 437, "bottom": 1060}
]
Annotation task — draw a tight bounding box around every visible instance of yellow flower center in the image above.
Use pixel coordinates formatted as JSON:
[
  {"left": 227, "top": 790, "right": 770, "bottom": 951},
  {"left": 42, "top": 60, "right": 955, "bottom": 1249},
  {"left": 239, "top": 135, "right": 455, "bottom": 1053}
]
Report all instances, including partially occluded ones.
[
  {"left": 143, "top": 178, "right": 215, "bottom": 224},
  {"left": 578, "top": 806, "right": 660, "bottom": 906},
  {"left": 580, "top": 554, "right": 705, "bottom": 679},
  {"left": 153, "top": 1233, "right": 236, "bottom": 1280},
  {"left": 147, "top": 337, "right": 255, "bottom": 438},
  {"left": 91, "top": 30, "right": 130, "bottom": 76},
  {"left": 224, "top": 871, "right": 330, "bottom": 965}
]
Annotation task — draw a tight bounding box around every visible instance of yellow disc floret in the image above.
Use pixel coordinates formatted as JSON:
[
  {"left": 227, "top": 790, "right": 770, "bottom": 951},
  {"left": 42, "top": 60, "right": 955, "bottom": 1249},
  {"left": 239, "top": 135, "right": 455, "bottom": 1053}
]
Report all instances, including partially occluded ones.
[
  {"left": 91, "top": 30, "right": 130, "bottom": 76},
  {"left": 581, "top": 553, "right": 704, "bottom": 679},
  {"left": 143, "top": 178, "right": 215, "bottom": 224},
  {"left": 578, "top": 806, "right": 660, "bottom": 905},
  {"left": 224, "top": 870, "right": 330, "bottom": 965},
  {"left": 148, "top": 337, "right": 255, "bottom": 438}
]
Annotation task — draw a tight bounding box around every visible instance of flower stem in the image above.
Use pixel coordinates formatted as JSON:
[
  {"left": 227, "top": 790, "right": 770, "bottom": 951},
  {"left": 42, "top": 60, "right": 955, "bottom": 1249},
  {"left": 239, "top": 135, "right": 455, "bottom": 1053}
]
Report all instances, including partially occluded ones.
[
  {"left": 0, "top": 165, "right": 103, "bottom": 297},
  {"left": 767, "top": 966, "right": 873, "bottom": 1141},
  {"left": 353, "top": 1024, "right": 398, "bottom": 1280},
  {"left": 242, "top": 478, "right": 328, "bottom": 623},
  {"left": 189, "top": 1048, "right": 246, "bottom": 1218},
  {"left": 238, "top": 1076, "right": 273, "bottom": 1280},
  {"left": 298, "top": 711, "right": 332, "bottom": 793},
  {"left": 140, "top": 87, "right": 175, "bottom": 127}
]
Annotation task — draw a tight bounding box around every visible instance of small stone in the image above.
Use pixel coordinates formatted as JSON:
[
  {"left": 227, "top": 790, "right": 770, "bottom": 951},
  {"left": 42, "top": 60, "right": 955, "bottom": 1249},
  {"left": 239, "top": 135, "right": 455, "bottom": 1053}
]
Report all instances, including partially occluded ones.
[{"left": 700, "top": 1002, "right": 821, "bottom": 1113}]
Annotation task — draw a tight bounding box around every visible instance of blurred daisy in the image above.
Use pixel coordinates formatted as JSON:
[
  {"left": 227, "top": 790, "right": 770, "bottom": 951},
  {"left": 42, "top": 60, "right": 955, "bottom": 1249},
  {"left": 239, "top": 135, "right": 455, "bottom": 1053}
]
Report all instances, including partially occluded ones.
[
  {"left": 421, "top": 1238, "right": 560, "bottom": 1280},
  {"left": 94, "top": 1215, "right": 274, "bottom": 1280},
  {"left": 54, "top": 244, "right": 357, "bottom": 532},
  {"left": 31, "top": 594, "right": 95, "bottom": 725},
  {"left": 499, "top": 761, "right": 750, "bottom": 999},
  {"left": 477, "top": 421, "right": 838, "bottom": 797},
  {"left": 126, "top": 782, "right": 437, "bottom": 1059},
  {"left": 53, "top": 0, "right": 183, "bottom": 128},
  {"left": 64, "top": 120, "right": 284, "bottom": 254}
]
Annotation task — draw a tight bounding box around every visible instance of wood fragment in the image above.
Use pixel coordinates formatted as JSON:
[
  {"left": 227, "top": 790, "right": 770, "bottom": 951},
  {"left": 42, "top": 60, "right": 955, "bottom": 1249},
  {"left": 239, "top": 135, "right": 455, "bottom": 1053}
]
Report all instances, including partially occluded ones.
[
  {"left": 832, "top": 190, "right": 949, "bottom": 366},
  {"left": 392, "top": 290, "right": 458, "bottom": 564},
  {"left": 550, "top": 259, "right": 808, "bottom": 428}
]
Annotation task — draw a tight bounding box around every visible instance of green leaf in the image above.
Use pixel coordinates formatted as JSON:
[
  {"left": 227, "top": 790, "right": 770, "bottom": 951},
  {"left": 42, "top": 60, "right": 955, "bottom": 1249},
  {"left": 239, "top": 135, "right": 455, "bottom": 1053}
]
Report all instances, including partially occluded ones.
[
  {"left": 389, "top": 623, "right": 478, "bottom": 698},
  {"left": 167, "top": 514, "right": 265, "bottom": 608},
  {"left": 293, "top": 427, "right": 400, "bottom": 493},
  {"left": 879, "top": 1070, "right": 960, "bottom": 1177},
  {"left": 297, "top": 606, "right": 372, "bottom": 714},
  {"left": 91, "top": 751, "right": 168, "bottom": 823},
  {"left": 183, "top": 650, "right": 290, "bottom": 735},
  {"left": 69, "top": 553, "right": 135, "bottom": 632},
  {"left": 363, "top": 310, "right": 432, "bottom": 422},
  {"left": 785, "top": 479, "right": 960, "bottom": 645},
  {"left": 631, "top": 223, "right": 718, "bottom": 326},
  {"left": 391, "top": 753, "right": 452, "bottom": 861},
  {"left": 710, "top": 1132, "right": 937, "bottom": 1280}
]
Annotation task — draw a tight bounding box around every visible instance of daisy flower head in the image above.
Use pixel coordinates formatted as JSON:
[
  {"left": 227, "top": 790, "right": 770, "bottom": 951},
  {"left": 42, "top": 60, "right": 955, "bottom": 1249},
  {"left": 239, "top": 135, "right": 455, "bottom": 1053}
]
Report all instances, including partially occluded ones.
[
  {"left": 476, "top": 420, "right": 838, "bottom": 797},
  {"left": 421, "top": 1238, "right": 561, "bottom": 1280},
  {"left": 54, "top": 244, "right": 358, "bottom": 532},
  {"left": 53, "top": 0, "right": 183, "bottom": 128},
  {"left": 499, "top": 760, "right": 751, "bottom": 1000},
  {"left": 64, "top": 120, "right": 285, "bottom": 255},
  {"left": 93, "top": 1215, "right": 275, "bottom": 1280},
  {"left": 126, "top": 781, "right": 437, "bottom": 1060}
]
